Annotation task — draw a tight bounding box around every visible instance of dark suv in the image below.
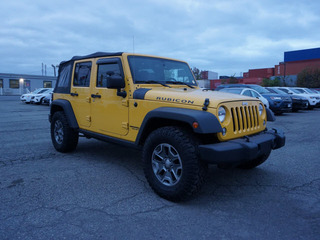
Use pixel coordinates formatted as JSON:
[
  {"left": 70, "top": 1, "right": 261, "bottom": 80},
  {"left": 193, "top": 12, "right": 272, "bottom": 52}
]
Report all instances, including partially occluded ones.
[
  {"left": 216, "top": 84, "right": 292, "bottom": 114},
  {"left": 265, "top": 87, "right": 308, "bottom": 112}
]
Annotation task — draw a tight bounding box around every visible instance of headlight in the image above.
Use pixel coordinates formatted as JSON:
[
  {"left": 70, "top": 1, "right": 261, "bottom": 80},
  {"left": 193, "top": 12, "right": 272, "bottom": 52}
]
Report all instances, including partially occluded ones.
[
  {"left": 218, "top": 106, "right": 226, "bottom": 122},
  {"left": 259, "top": 103, "right": 263, "bottom": 115}
]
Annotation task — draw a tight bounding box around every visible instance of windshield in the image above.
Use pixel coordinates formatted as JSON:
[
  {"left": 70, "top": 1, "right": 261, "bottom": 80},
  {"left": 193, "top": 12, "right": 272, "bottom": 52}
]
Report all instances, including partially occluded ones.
[
  {"left": 248, "top": 85, "right": 270, "bottom": 94},
  {"left": 221, "top": 88, "right": 242, "bottom": 94},
  {"left": 304, "top": 88, "right": 314, "bottom": 94},
  {"left": 293, "top": 88, "right": 306, "bottom": 94},
  {"left": 38, "top": 89, "right": 49, "bottom": 94},
  {"left": 267, "top": 87, "right": 285, "bottom": 94},
  {"left": 128, "top": 56, "right": 197, "bottom": 86}
]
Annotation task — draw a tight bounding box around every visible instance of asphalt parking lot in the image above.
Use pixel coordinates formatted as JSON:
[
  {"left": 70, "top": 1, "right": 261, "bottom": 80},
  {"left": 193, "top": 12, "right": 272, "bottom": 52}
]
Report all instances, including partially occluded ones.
[{"left": 0, "top": 96, "right": 319, "bottom": 240}]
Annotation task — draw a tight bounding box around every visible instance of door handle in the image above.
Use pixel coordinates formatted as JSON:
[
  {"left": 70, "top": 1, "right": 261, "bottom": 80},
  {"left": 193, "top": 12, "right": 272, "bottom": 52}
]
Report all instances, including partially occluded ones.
[
  {"left": 70, "top": 92, "right": 78, "bottom": 96},
  {"left": 91, "top": 94, "right": 101, "bottom": 98}
]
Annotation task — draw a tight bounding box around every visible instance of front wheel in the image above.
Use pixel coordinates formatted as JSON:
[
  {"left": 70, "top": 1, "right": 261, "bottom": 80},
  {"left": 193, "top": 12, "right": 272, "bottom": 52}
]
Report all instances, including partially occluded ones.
[
  {"left": 51, "top": 111, "right": 79, "bottom": 153},
  {"left": 143, "top": 127, "right": 207, "bottom": 202}
]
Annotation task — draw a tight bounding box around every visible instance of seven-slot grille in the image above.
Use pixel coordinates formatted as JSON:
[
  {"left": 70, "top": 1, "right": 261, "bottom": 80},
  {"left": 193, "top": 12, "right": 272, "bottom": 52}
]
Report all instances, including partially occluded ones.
[{"left": 230, "top": 105, "right": 259, "bottom": 133}]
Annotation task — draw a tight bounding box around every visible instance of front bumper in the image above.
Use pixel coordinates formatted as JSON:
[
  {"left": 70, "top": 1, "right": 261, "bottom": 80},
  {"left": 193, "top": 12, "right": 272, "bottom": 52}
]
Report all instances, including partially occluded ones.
[
  {"left": 199, "top": 128, "right": 285, "bottom": 165},
  {"left": 293, "top": 99, "right": 309, "bottom": 110},
  {"left": 269, "top": 100, "right": 292, "bottom": 113}
]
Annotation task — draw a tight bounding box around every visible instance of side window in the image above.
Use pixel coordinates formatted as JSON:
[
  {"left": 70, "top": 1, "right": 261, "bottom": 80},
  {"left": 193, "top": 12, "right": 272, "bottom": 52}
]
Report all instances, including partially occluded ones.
[
  {"left": 243, "top": 90, "right": 252, "bottom": 97},
  {"left": 279, "top": 88, "right": 288, "bottom": 94},
  {"left": 73, "top": 62, "right": 92, "bottom": 87},
  {"left": 97, "top": 63, "right": 122, "bottom": 88}
]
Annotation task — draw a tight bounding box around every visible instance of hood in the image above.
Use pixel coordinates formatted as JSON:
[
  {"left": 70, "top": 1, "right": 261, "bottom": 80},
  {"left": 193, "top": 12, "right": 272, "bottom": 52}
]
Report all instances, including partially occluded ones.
[{"left": 135, "top": 87, "right": 258, "bottom": 108}]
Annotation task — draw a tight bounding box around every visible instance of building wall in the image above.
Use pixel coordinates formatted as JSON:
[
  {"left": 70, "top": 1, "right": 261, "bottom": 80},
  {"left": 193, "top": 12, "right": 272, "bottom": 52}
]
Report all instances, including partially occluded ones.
[
  {"left": 284, "top": 47, "right": 320, "bottom": 62},
  {"left": 274, "top": 59, "right": 320, "bottom": 76},
  {"left": 0, "top": 73, "right": 56, "bottom": 95}
]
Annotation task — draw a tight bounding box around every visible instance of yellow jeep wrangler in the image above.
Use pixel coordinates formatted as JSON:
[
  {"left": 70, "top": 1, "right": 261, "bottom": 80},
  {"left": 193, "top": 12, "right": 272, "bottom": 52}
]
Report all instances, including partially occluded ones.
[{"left": 49, "top": 52, "right": 285, "bottom": 201}]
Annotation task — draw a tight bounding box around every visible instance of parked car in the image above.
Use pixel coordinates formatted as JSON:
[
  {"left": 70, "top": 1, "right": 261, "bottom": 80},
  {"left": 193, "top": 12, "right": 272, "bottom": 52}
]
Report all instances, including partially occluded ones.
[
  {"left": 266, "top": 87, "right": 308, "bottom": 112},
  {"left": 277, "top": 87, "right": 318, "bottom": 109},
  {"left": 215, "top": 84, "right": 292, "bottom": 114},
  {"left": 30, "top": 88, "right": 53, "bottom": 105},
  {"left": 293, "top": 88, "right": 320, "bottom": 108},
  {"left": 20, "top": 88, "right": 47, "bottom": 104},
  {"left": 43, "top": 91, "right": 53, "bottom": 105},
  {"left": 219, "top": 87, "right": 270, "bottom": 108}
]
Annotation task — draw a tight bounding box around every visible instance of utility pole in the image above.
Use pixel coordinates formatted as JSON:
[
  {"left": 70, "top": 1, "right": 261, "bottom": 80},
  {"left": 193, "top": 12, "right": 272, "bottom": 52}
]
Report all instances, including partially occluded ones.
[{"left": 51, "top": 64, "right": 57, "bottom": 77}]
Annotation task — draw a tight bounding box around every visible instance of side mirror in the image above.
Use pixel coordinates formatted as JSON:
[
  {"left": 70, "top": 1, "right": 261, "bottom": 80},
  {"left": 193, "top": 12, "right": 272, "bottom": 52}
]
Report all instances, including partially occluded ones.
[
  {"left": 107, "top": 75, "right": 125, "bottom": 89},
  {"left": 107, "top": 75, "right": 127, "bottom": 98}
]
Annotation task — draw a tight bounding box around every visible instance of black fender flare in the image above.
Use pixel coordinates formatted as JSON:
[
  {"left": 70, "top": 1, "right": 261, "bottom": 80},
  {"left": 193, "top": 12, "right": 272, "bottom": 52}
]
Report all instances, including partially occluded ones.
[
  {"left": 136, "top": 107, "right": 222, "bottom": 144},
  {"left": 49, "top": 99, "right": 79, "bottom": 129}
]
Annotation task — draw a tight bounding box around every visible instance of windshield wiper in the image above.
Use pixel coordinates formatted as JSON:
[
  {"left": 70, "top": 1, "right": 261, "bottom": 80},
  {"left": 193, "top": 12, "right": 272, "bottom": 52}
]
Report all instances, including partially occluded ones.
[
  {"left": 165, "top": 81, "right": 195, "bottom": 89},
  {"left": 135, "top": 80, "right": 171, "bottom": 88}
]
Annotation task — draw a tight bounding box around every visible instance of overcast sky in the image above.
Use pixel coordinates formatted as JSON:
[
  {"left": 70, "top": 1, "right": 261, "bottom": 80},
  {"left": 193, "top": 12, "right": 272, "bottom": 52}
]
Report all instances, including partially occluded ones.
[{"left": 1, "top": 0, "right": 320, "bottom": 77}]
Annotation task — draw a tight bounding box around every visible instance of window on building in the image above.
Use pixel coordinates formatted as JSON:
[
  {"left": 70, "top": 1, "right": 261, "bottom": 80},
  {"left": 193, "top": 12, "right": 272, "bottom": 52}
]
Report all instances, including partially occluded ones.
[
  {"left": 0, "top": 79, "right": 3, "bottom": 88},
  {"left": 43, "top": 81, "right": 52, "bottom": 88},
  {"left": 73, "top": 62, "right": 92, "bottom": 87},
  {"left": 9, "top": 79, "right": 19, "bottom": 89},
  {"left": 24, "top": 80, "right": 31, "bottom": 91}
]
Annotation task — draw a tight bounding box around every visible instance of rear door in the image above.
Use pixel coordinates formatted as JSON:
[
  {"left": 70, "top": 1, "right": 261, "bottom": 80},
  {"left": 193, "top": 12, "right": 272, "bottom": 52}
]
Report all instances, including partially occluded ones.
[{"left": 70, "top": 60, "right": 93, "bottom": 128}]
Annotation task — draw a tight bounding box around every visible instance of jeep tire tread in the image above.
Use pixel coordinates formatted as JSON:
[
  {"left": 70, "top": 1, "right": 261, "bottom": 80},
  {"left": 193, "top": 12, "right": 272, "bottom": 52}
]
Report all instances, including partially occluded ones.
[
  {"left": 51, "top": 111, "right": 79, "bottom": 153},
  {"left": 143, "top": 126, "right": 207, "bottom": 202}
]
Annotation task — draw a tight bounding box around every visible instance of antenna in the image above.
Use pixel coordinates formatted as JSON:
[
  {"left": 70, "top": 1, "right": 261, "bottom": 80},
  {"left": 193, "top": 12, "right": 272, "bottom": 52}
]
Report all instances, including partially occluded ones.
[{"left": 133, "top": 36, "right": 135, "bottom": 54}]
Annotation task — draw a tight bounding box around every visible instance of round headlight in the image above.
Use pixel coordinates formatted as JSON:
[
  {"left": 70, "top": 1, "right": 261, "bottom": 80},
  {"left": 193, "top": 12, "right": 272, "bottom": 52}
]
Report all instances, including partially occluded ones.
[
  {"left": 218, "top": 106, "right": 226, "bottom": 122},
  {"left": 259, "top": 103, "right": 263, "bottom": 115}
]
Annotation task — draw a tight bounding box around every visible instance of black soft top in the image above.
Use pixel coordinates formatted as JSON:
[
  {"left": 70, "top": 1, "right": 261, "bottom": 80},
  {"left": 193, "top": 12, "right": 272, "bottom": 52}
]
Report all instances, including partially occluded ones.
[
  {"left": 55, "top": 52, "right": 123, "bottom": 94},
  {"left": 61, "top": 52, "right": 123, "bottom": 65}
]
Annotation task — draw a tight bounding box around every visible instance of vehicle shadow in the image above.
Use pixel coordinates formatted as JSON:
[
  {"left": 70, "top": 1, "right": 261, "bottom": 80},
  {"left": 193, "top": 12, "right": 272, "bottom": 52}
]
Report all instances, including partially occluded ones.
[{"left": 71, "top": 138, "right": 285, "bottom": 205}]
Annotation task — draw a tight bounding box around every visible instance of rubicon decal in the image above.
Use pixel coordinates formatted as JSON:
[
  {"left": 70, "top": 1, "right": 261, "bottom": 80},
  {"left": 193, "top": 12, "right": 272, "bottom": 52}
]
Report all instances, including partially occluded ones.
[{"left": 156, "top": 97, "right": 194, "bottom": 104}]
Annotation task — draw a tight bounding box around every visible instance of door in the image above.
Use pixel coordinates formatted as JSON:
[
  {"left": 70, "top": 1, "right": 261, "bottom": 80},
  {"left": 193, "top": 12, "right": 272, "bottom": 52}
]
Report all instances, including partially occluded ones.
[
  {"left": 70, "top": 61, "right": 92, "bottom": 128},
  {"left": 90, "top": 57, "right": 129, "bottom": 136}
]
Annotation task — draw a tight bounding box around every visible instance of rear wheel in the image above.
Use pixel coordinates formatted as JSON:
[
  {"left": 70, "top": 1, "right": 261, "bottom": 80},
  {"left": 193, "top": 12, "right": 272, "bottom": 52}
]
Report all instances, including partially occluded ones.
[
  {"left": 51, "top": 111, "right": 78, "bottom": 152},
  {"left": 143, "top": 126, "right": 207, "bottom": 202}
]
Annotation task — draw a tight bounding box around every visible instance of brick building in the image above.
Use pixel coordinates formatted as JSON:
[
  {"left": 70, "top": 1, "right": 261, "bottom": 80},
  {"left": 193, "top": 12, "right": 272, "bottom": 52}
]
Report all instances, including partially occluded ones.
[{"left": 211, "top": 47, "right": 320, "bottom": 89}]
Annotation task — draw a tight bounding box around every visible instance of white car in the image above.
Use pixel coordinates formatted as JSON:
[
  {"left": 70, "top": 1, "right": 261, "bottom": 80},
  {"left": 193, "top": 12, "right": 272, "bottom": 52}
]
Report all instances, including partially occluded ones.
[
  {"left": 30, "top": 88, "right": 54, "bottom": 105},
  {"left": 219, "top": 87, "right": 270, "bottom": 108},
  {"left": 43, "top": 91, "right": 53, "bottom": 105},
  {"left": 277, "top": 87, "right": 318, "bottom": 109},
  {"left": 296, "top": 88, "right": 320, "bottom": 107},
  {"left": 20, "top": 88, "right": 49, "bottom": 104}
]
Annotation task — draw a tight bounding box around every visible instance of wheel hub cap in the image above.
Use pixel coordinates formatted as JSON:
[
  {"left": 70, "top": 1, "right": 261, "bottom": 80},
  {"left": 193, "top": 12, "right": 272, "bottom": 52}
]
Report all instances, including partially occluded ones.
[{"left": 151, "top": 143, "right": 182, "bottom": 186}]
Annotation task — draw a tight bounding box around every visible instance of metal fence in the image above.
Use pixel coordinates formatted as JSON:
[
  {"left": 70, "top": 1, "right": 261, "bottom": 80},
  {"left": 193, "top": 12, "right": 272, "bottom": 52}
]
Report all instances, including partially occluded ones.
[{"left": 0, "top": 87, "right": 30, "bottom": 96}]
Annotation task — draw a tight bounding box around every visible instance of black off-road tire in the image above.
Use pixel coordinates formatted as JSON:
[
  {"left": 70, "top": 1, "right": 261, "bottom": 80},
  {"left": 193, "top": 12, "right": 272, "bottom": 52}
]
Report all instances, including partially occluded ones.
[
  {"left": 51, "top": 111, "right": 79, "bottom": 153},
  {"left": 143, "top": 126, "right": 207, "bottom": 202},
  {"left": 237, "top": 150, "right": 271, "bottom": 169}
]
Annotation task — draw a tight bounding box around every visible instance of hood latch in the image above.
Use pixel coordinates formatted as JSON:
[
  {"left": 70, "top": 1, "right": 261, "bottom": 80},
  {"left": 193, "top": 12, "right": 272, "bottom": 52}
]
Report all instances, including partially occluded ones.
[{"left": 202, "top": 98, "right": 210, "bottom": 111}]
